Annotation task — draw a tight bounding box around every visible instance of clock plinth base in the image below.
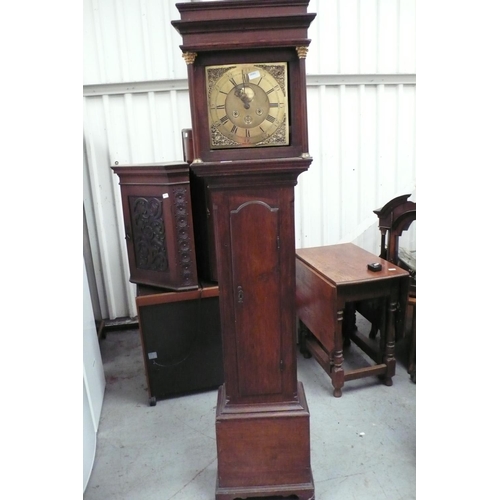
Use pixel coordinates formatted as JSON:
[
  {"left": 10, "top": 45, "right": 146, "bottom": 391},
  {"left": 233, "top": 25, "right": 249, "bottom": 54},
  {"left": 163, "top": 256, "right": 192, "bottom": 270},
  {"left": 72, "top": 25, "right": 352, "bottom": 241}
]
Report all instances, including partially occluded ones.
[
  {"left": 215, "top": 480, "right": 315, "bottom": 500},
  {"left": 215, "top": 383, "right": 314, "bottom": 500}
]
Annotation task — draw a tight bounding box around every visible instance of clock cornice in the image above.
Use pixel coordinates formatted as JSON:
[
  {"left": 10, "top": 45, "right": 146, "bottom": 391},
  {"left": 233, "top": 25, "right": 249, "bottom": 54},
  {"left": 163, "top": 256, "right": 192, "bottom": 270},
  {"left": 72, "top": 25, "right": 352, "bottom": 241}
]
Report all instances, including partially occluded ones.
[{"left": 172, "top": 1, "right": 316, "bottom": 52}]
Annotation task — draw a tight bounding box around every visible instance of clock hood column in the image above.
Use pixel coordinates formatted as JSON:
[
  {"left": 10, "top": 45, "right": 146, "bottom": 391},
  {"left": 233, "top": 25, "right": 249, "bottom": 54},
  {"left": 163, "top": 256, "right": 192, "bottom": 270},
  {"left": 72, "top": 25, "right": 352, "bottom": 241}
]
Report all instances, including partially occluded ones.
[{"left": 181, "top": 51, "right": 202, "bottom": 163}]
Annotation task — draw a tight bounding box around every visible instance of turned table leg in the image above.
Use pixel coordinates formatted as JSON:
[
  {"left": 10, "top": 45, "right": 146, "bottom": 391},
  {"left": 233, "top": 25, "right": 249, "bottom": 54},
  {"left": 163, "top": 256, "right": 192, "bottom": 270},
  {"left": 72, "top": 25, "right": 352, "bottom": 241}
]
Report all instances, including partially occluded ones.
[
  {"left": 407, "top": 296, "right": 416, "bottom": 383},
  {"left": 382, "top": 293, "right": 398, "bottom": 386},
  {"left": 331, "top": 306, "right": 345, "bottom": 397}
]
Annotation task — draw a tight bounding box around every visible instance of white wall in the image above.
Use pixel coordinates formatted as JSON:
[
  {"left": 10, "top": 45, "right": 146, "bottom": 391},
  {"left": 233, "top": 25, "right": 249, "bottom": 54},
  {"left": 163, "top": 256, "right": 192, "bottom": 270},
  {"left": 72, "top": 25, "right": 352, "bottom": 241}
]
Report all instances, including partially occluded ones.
[
  {"left": 83, "top": 258, "right": 106, "bottom": 492},
  {"left": 83, "top": 0, "right": 416, "bottom": 319}
]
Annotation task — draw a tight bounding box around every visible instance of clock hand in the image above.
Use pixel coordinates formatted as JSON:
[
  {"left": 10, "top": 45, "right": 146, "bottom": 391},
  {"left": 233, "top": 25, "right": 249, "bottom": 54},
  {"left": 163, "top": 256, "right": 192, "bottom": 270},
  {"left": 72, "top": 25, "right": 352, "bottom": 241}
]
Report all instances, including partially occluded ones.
[
  {"left": 235, "top": 84, "right": 252, "bottom": 110},
  {"left": 240, "top": 72, "right": 249, "bottom": 109}
]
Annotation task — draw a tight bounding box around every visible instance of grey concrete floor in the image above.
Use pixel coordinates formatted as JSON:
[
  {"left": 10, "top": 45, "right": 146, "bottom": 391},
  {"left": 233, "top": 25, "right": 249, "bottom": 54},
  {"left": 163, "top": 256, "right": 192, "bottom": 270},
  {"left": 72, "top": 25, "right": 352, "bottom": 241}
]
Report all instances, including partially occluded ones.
[{"left": 84, "top": 315, "right": 416, "bottom": 500}]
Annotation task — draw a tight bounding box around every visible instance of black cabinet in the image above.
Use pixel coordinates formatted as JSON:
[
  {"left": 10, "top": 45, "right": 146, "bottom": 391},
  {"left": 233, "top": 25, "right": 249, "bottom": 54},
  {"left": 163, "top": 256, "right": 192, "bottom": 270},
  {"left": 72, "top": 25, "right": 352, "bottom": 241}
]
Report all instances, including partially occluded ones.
[{"left": 136, "top": 284, "right": 224, "bottom": 405}]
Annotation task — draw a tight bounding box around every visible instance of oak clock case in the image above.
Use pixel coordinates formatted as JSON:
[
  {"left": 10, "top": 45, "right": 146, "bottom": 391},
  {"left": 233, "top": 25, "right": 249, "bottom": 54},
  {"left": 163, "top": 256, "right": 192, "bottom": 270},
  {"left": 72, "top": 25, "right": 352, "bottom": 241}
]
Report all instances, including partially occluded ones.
[{"left": 172, "top": 1, "right": 316, "bottom": 499}]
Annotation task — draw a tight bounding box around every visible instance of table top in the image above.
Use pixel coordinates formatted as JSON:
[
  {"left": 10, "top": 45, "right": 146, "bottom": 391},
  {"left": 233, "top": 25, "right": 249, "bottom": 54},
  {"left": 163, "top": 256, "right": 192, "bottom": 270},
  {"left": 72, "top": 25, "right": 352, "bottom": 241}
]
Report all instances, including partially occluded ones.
[{"left": 296, "top": 243, "right": 408, "bottom": 286}]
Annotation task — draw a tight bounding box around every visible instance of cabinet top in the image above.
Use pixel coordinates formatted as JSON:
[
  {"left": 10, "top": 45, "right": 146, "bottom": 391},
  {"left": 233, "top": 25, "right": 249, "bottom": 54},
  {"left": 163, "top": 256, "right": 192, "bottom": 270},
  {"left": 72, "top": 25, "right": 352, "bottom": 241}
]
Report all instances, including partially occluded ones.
[
  {"left": 111, "top": 162, "right": 191, "bottom": 184},
  {"left": 111, "top": 161, "right": 188, "bottom": 169}
]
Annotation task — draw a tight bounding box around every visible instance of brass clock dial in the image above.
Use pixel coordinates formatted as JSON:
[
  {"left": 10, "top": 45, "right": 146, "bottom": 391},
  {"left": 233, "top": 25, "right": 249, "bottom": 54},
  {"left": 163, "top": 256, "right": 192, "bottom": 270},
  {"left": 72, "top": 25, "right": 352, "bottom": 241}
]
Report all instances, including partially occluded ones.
[{"left": 206, "top": 62, "right": 289, "bottom": 149}]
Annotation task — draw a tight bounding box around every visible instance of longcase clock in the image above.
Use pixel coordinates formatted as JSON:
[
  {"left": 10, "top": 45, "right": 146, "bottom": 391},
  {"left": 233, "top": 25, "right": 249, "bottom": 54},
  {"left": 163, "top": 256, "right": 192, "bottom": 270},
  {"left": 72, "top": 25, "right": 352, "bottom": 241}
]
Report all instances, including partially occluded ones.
[{"left": 172, "top": 2, "right": 316, "bottom": 499}]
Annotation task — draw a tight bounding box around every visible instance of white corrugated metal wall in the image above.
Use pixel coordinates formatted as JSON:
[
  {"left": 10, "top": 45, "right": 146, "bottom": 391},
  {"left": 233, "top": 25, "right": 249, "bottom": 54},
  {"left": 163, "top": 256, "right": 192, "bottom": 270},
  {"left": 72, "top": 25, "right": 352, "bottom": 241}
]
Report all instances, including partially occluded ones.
[{"left": 83, "top": 0, "right": 416, "bottom": 320}]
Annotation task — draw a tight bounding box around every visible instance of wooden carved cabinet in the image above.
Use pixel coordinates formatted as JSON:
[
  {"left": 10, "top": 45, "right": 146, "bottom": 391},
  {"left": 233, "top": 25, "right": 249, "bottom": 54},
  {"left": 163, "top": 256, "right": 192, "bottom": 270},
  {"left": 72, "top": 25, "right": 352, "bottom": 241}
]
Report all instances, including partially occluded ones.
[{"left": 111, "top": 162, "right": 198, "bottom": 291}]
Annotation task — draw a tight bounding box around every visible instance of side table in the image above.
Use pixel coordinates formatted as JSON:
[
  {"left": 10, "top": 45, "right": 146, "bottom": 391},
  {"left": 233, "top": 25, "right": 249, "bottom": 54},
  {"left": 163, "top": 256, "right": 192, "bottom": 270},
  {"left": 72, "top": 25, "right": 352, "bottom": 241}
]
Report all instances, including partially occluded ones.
[{"left": 296, "top": 243, "right": 409, "bottom": 397}]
